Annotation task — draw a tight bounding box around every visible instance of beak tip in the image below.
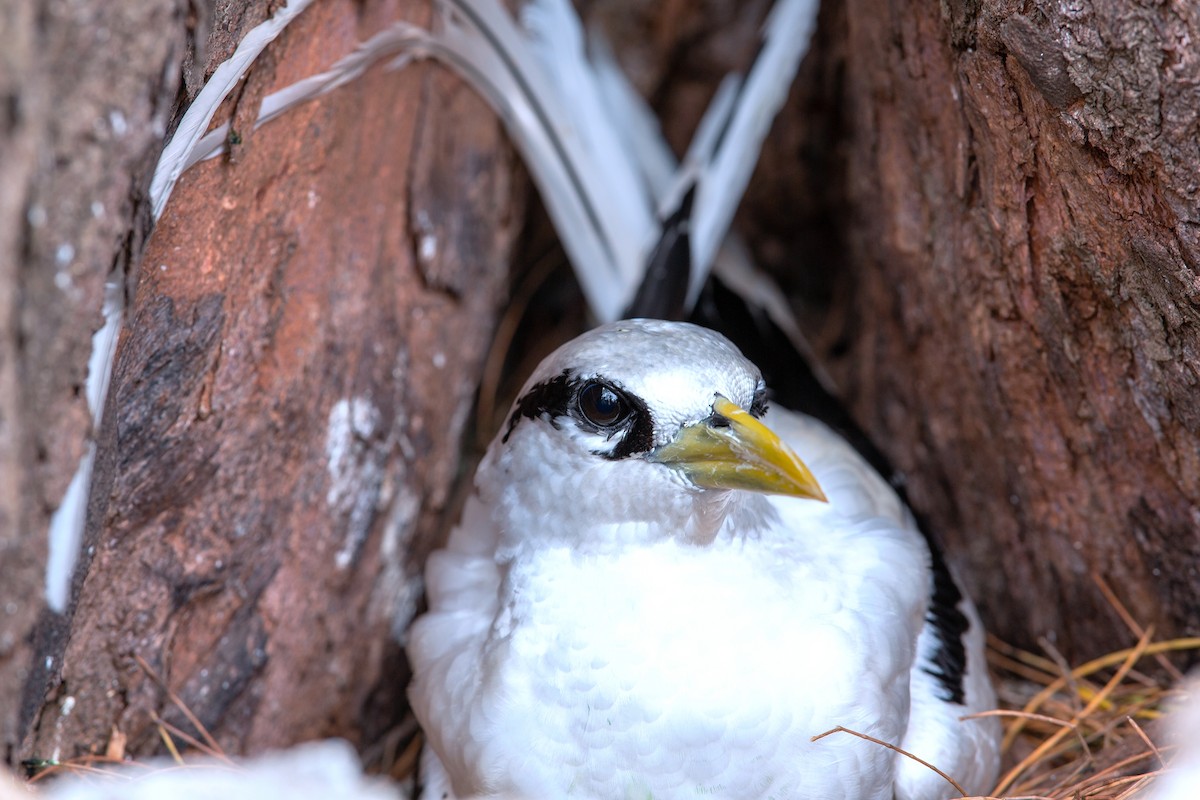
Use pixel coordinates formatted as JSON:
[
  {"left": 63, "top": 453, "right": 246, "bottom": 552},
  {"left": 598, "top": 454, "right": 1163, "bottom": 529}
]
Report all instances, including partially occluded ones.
[{"left": 792, "top": 474, "right": 828, "bottom": 504}]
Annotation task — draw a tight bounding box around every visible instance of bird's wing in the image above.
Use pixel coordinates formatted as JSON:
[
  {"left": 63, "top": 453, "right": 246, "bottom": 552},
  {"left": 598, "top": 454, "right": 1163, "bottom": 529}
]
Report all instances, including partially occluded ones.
[
  {"left": 765, "top": 405, "right": 1000, "bottom": 799},
  {"left": 406, "top": 490, "right": 504, "bottom": 799},
  {"left": 416, "top": 743, "right": 457, "bottom": 800},
  {"left": 898, "top": 599, "right": 1001, "bottom": 800}
]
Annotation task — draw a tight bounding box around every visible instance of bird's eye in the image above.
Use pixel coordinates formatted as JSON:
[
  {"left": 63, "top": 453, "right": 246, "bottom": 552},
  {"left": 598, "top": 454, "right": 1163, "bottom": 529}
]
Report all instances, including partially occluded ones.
[{"left": 578, "top": 381, "right": 630, "bottom": 428}]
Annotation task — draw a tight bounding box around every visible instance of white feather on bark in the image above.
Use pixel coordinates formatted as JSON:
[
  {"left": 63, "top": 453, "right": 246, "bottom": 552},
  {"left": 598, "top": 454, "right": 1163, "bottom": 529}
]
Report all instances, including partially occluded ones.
[
  {"left": 44, "top": 279, "right": 124, "bottom": 612},
  {"left": 150, "top": 0, "right": 317, "bottom": 219},
  {"left": 184, "top": 24, "right": 431, "bottom": 170}
]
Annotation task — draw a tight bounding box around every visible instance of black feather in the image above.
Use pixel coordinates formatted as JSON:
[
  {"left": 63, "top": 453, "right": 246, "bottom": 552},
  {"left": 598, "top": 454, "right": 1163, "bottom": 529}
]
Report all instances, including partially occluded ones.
[
  {"left": 921, "top": 537, "right": 969, "bottom": 704},
  {"left": 503, "top": 369, "right": 574, "bottom": 443},
  {"left": 622, "top": 185, "right": 696, "bottom": 320}
]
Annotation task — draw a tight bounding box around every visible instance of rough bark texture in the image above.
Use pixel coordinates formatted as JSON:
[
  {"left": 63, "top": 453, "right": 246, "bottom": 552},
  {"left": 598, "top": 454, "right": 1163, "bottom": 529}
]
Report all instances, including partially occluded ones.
[
  {"left": 746, "top": 0, "right": 1200, "bottom": 658},
  {"left": 0, "top": 0, "right": 188, "bottom": 765},
  {"left": 842, "top": 0, "right": 1199, "bottom": 657},
  {"left": 14, "top": 0, "right": 518, "bottom": 765}
]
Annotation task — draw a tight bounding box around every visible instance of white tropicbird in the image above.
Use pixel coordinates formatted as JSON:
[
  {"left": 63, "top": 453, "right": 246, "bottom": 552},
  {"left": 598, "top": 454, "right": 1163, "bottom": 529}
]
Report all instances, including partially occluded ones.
[{"left": 407, "top": 319, "right": 1000, "bottom": 800}]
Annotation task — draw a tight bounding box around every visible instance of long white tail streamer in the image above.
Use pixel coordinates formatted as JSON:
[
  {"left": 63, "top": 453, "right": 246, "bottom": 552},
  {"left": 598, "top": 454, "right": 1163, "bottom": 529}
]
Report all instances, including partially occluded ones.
[
  {"left": 670, "top": 0, "right": 819, "bottom": 309},
  {"left": 150, "top": 0, "right": 318, "bottom": 219},
  {"left": 519, "top": 0, "right": 657, "bottom": 300}
]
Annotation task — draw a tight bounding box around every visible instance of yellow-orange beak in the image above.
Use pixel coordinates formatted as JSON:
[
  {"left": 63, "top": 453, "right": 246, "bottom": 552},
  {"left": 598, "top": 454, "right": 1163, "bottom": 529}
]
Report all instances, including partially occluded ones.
[{"left": 649, "top": 395, "right": 827, "bottom": 502}]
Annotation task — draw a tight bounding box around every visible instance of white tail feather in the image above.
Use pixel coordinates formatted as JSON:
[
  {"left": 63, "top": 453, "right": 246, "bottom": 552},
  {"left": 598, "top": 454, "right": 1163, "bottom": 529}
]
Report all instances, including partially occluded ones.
[
  {"left": 185, "top": 24, "right": 429, "bottom": 170},
  {"left": 521, "top": 0, "right": 657, "bottom": 293},
  {"left": 150, "top": 0, "right": 317, "bottom": 220},
  {"left": 45, "top": 277, "right": 126, "bottom": 611},
  {"left": 587, "top": 13, "right": 824, "bottom": 366},
  {"left": 432, "top": 0, "right": 632, "bottom": 321},
  {"left": 586, "top": 32, "right": 676, "bottom": 203},
  {"left": 46, "top": 0, "right": 318, "bottom": 612},
  {"left": 687, "top": 0, "right": 819, "bottom": 308}
]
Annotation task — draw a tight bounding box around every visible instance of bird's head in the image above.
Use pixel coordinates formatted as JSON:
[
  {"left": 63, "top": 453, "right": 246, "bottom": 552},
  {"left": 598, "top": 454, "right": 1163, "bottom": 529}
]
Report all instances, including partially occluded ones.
[{"left": 480, "top": 319, "right": 826, "bottom": 553}]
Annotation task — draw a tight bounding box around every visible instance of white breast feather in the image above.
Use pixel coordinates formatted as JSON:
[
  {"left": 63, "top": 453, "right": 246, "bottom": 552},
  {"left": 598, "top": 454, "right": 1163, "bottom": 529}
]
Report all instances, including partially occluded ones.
[{"left": 408, "top": 403, "right": 998, "bottom": 799}]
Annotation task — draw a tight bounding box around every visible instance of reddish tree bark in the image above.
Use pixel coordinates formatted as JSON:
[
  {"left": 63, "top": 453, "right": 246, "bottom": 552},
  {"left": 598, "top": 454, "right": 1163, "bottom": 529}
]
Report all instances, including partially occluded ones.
[{"left": 18, "top": 0, "right": 519, "bottom": 764}]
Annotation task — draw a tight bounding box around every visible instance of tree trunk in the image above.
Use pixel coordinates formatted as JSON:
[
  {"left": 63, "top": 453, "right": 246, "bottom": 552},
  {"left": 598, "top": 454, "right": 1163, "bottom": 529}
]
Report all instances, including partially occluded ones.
[
  {"left": 0, "top": 0, "right": 187, "bottom": 765},
  {"left": 11, "top": 0, "right": 519, "bottom": 766},
  {"left": 746, "top": 0, "right": 1200, "bottom": 659}
]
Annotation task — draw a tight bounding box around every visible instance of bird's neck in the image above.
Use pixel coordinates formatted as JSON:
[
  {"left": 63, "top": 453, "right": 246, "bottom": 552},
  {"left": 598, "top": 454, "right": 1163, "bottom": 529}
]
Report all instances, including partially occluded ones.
[{"left": 490, "top": 488, "right": 778, "bottom": 563}]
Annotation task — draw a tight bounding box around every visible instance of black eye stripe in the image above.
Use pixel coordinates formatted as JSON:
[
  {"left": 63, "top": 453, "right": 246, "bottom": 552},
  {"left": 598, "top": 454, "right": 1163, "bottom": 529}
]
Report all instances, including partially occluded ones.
[
  {"left": 503, "top": 371, "right": 656, "bottom": 459},
  {"left": 503, "top": 370, "right": 573, "bottom": 443}
]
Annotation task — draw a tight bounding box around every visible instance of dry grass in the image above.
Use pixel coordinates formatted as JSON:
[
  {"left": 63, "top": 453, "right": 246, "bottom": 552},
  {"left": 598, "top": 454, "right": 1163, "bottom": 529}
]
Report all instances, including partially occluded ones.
[
  {"left": 981, "top": 630, "right": 1198, "bottom": 800},
  {"left": 796, "top": 623, "right": 1198, "bottom": 800}
]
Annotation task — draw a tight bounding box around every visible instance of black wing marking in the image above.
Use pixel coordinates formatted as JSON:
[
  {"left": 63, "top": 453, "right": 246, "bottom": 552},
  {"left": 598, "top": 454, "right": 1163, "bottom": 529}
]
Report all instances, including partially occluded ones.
[
  {"left": 921, "top": 538, "right": 968, "bottom": 704},
  {"left": 622, "top": 185, "right": 697, "bottom": 320}
]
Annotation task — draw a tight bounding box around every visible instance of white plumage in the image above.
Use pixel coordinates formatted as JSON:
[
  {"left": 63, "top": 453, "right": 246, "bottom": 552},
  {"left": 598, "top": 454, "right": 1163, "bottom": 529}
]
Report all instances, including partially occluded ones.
[
  {"left": 408, "top": 319, "right": 1000, "bottom": 799},
  {"left": 1140, "top": 676, "right": 1200, "bottom": 800}
]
